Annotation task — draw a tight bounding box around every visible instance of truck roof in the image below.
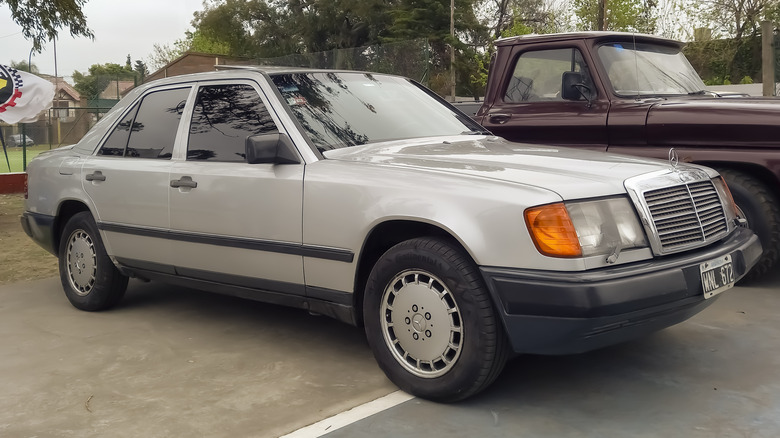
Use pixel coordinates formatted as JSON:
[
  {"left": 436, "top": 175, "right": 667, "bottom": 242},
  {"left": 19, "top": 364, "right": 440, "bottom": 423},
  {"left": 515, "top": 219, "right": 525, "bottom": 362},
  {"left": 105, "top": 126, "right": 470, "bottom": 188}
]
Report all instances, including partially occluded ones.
[{"left": 494, "top": 31, "right": 684, "bottom": 49}]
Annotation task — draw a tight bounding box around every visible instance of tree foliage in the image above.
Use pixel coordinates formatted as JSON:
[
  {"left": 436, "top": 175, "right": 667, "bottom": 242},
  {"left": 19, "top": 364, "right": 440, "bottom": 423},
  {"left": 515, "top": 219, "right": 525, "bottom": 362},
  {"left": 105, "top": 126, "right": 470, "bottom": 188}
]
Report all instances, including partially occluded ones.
[
  {"left": 573, "top": 0, "right": 657, "bottom": 32},
  {"left": 3, "top": 0, "right": 94, "bottom": 52},
  {"left": 9, "top": 60, "right": 39, "bottom": 73},
  {"left": 72, "top": 63, "right": 136, "bottom": 100}
]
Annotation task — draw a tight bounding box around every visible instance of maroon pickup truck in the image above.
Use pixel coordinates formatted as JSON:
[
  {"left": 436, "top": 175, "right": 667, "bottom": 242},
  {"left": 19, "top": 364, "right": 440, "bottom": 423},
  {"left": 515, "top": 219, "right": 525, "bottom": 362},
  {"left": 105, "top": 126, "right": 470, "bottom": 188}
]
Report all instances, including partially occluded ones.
[{"left": 465, "top": 31, "right": 779, "bottom": 279}]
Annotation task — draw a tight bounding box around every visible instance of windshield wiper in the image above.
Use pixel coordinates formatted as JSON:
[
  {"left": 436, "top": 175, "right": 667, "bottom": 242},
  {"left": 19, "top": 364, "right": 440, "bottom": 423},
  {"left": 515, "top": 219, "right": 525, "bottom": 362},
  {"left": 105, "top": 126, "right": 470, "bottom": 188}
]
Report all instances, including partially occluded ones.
[
  {"left": 461, "top": 129, "right": 492, "bottom": 135},
  {"left": 688, "top": 90, "right": 707, "bottom": 95}
]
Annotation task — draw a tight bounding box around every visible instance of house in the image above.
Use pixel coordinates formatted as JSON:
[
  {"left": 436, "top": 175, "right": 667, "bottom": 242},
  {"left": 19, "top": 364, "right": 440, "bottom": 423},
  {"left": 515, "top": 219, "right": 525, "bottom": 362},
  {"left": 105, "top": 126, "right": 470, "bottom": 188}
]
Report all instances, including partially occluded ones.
[
  {"left": 48, "top": 76, "right": 81, "bottom": 123},
  {"left": 145, "top": 52, "right": 254, "bottom": 84},
  {"left": 99, "top": 80, "right": 135, "bottom": 100}
]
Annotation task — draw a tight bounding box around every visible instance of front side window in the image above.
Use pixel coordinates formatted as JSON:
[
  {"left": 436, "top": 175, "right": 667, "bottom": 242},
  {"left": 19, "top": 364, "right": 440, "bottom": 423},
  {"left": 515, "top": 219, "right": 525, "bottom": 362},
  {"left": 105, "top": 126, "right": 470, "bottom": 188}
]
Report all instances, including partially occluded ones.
[
  {"left": 187, "top": 84, "right": 278, "bottom": 162},
  {"left": 505, "top": 48, "right": 594, "bottom": 102},
  {"left": 98, "top": 87, "right": 189, "bottom": 158}
]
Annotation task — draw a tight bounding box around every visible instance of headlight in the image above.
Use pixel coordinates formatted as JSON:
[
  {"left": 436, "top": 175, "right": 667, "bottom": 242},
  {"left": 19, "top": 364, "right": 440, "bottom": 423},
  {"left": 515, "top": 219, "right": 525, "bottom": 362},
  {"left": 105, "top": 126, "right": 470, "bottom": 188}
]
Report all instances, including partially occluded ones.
[{"left": 525, "top": 197, "right": 648, "bottom": 259}]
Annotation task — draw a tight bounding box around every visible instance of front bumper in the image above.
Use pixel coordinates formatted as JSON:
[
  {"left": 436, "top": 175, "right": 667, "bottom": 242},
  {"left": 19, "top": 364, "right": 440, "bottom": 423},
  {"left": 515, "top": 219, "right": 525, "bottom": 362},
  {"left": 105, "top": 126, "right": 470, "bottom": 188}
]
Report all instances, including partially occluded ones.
[
  {"left": 480, "top": 227, "right": 762, "bottom": 355},
  {"left": 20, "top": 211, "right": 57, "bottom": 256}
]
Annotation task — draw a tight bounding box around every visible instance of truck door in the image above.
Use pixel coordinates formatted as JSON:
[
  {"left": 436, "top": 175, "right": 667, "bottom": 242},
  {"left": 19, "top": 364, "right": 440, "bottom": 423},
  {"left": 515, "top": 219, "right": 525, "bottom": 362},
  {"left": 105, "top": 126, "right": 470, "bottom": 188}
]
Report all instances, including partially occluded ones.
[{"left": 481, "top": 47, "right": 609, "bottom": 150}]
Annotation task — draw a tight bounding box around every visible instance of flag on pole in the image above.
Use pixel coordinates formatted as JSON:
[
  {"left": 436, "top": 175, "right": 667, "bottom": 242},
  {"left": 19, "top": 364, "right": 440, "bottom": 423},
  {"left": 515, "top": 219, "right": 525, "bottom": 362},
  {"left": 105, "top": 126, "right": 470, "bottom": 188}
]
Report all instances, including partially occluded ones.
[{"left": 0, "top": 64, "right": 55, "bottom": 124}]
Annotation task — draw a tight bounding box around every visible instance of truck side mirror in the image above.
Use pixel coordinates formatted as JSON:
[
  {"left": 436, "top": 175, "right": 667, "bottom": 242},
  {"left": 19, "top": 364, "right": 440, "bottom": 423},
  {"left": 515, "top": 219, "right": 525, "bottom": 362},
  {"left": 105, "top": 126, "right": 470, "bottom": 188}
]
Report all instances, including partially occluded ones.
[
  {"left": 246, "top": 133, "right": 301, "bottom": 165},
  {"left": 561, "top": 71, "right": 592, "bottom": 105}
]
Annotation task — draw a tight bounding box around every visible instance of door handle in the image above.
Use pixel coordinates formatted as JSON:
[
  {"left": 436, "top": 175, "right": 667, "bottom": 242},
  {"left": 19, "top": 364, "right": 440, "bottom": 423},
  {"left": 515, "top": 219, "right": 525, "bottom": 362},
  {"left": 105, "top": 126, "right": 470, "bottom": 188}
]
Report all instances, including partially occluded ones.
[
  {"left": 488, "top": 113, "right": 511, "bottom": 124},
  {"left": 85, "top": 171, "right": 106, "bottom": 182},
  {"left": 170, "top": 176, "right": 198, "bottom": 189}
]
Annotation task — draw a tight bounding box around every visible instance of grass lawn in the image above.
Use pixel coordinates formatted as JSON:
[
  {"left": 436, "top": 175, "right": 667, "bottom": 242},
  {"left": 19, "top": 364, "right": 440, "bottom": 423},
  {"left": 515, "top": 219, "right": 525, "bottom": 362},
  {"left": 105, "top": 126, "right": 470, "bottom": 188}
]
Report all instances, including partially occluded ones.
[
  {"left": 0, "top": 193, "right": 59, "bottom": 284},
  {"left": 0, "top": 144, "right": 55, "bottom": 173}
]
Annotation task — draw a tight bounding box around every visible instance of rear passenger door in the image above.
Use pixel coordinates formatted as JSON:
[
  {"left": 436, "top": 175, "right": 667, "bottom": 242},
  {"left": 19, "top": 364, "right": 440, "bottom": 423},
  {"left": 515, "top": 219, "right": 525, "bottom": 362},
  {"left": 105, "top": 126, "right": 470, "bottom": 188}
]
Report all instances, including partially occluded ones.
[
  {"left": 168, "top": 81, "right": 306, "bottom": 293},
  {"left": 83, "top": 86, "right": 191, "bottom": 266}
]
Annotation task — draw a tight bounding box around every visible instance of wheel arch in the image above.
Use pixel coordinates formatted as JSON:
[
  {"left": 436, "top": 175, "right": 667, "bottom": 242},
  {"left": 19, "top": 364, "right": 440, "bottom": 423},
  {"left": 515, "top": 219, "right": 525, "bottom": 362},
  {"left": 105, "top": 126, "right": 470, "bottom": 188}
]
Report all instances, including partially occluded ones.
[
  {"left": 697, "top": 161, "right": 779, "bottom": 195},
  {"left": 53, "top": 200, "right": 92, "bottom": 255},
  {"left": 351, "top": 219, "right": 476, "bottom": 327}
]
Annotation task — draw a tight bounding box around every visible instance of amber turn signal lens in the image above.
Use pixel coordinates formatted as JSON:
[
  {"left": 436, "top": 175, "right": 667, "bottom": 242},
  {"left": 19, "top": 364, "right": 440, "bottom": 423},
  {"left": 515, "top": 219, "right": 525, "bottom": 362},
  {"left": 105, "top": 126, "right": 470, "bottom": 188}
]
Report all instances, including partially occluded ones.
[
  {"left": 525, "top": 203, "right": 582, "bottom": 258},
  {"left": 718, "top": 176, "right": 739, "bottom": 216}
]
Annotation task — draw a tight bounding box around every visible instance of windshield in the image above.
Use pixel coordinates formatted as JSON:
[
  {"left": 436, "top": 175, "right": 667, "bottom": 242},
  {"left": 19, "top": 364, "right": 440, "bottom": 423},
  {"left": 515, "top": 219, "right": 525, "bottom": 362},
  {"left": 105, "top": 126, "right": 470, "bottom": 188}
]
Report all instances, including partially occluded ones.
[
  {"left": 271, "top": 72, "right": 483, "bottom": 152},
  {"left": 598, "top": 42, "right": 706, "bottom": 97}
]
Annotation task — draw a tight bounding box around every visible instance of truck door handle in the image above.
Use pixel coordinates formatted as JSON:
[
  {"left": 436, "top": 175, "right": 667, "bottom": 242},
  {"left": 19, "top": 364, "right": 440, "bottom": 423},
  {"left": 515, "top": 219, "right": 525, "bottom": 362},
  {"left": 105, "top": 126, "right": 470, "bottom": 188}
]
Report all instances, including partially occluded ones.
[
  {"left": 488, "top": 113, "right": 512, "bottom": 124},
  {"left": 85, "top": 171, "right": 106, "bottom": 182},
  {"left": 170, "top": 176, "right": 198, "bottom": 189}
]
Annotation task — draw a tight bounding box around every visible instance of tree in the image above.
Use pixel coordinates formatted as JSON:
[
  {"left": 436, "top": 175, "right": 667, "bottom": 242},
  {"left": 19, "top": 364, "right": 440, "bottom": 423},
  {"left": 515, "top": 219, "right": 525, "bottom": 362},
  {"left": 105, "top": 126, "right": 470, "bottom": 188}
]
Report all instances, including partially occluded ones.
[
  {"left": 72, "top": 63, "right": 136, "bottom": 100},
  {"left": 3, "top": 0, "right": 94, "bottom": 52},
  {"left": 479, "top": 0, "right": 572, "bottom": 39},
  {"left": 572, "top": 0, "right": 657, "bottom": 33},
  {"left": 9, "top": 60, "right": 39, "bottom": 73},
  {"left": 133, "top": 60, "right": 149, "bottom": 82},
  {"left": 148, "top": 42, "right": 185, "bottom": 71}
]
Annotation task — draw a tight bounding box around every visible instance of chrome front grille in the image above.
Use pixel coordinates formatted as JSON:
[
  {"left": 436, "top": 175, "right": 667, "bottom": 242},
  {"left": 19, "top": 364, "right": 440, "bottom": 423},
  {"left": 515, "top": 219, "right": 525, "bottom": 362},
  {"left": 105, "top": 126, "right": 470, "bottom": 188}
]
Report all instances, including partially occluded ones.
[{"left": 643, "top": 180, "right": 728, "bottom": 251}]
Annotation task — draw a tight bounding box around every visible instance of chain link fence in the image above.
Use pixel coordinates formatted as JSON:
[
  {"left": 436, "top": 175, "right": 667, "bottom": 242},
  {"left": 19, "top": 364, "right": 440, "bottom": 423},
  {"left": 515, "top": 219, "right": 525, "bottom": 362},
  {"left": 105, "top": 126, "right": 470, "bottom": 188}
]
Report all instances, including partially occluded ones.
[
  {"left": 1, "top": 106, "right": 113, "bottom": 173},
  {"left": 252, "top": 39, "right": 432, "bottom": 84}
]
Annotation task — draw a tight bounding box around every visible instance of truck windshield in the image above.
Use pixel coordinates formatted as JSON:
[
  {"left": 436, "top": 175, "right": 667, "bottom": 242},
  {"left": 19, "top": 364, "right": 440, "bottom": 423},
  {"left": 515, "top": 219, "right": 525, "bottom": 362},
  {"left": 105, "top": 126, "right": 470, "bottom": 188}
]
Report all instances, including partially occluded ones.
[
  {"left": 598, "top": 42, "right": 706, "bottom": 97},
  {"left": 272, "top": 72, "right": 483, "bottom": 152}
]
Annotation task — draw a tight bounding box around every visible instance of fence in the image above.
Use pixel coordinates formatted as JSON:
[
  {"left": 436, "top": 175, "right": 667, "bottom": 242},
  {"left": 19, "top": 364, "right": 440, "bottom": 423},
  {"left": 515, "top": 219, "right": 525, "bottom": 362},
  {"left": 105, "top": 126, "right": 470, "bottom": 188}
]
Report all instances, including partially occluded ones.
[
  {"left": 253, "top": 39, "right": 432, "bottom": 85},
  {"left": 1, "top": 106, "right": 113, "bottom": 173}
]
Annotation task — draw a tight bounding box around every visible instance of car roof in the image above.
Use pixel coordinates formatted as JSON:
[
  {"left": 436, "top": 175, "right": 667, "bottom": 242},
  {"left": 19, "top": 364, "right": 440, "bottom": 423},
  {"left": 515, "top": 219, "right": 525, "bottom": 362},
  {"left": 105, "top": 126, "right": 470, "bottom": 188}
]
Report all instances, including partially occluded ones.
[{"left": 494, "top": 31, "right": 683, "bottom": 49}]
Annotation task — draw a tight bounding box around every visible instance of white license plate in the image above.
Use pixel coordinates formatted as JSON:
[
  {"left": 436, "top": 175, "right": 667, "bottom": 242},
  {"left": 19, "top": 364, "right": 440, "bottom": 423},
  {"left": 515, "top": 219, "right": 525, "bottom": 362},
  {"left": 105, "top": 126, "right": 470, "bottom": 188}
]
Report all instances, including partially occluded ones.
[{"left": 699, "top": 254, "right": 735, "bottom": 299}]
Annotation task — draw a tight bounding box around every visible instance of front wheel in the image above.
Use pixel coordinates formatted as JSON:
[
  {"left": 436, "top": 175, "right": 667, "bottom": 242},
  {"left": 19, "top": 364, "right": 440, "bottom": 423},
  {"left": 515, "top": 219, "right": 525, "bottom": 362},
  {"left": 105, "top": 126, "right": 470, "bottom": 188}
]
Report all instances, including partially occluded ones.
[
  {"left": 717, "top": 169, "right": 780, "bottom": 280},
  {"left": 363, "top": 237, "right": 508, "bottom": 402},
  {"left": 58, "top": 212, "right": 128, "bottom": 311}
]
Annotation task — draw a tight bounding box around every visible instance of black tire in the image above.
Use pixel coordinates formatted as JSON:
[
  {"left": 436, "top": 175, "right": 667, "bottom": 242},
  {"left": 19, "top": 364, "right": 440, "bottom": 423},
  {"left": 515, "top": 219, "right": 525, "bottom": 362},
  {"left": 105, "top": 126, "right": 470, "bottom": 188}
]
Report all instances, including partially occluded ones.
[
  {"left": 58, "top": 212, "right": 128, "bottom": 311},
  {"left": 717, "top": 169, "right": 780, "bottom": 280},
  {"left": 363, "top": 237, "right": 508, "bottom": 402}
]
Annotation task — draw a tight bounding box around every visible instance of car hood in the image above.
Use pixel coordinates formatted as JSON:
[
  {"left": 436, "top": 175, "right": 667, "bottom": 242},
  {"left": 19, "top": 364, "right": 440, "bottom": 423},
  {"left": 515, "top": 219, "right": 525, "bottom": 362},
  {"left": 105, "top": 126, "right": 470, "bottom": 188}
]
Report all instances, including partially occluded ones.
[
  {"left": 324, "top": 136, "right": 676, "bottom": 200},
  {"left": 647, "top": 97, "right": 780, "bottom": 147}
]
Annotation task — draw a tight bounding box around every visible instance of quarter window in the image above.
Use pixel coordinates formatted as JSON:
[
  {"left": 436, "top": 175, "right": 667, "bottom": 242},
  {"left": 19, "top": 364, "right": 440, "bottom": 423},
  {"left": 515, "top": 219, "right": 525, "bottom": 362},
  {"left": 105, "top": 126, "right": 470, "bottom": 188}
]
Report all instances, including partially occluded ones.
[
  {"left": 187, "top": 84, "right": 278, "bottom": 162},
  {"left": 505, "top": 48, "right": 595, "bottom": 102}
]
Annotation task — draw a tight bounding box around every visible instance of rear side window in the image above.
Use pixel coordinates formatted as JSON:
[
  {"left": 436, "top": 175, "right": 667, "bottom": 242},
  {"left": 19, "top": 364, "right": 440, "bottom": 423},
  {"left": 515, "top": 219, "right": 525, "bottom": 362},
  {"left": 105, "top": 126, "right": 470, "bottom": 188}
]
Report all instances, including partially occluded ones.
[
  {"left": 98, "top": 105, "right": 139, "bottom": 156},
  {"left": 187, "top": 84, "right": 278, "bottom": 162},
  {"left": 98, "top": 87, "right": 190, "bottom": 158},
  {"left": 505, "top": 48, "right": 595, "bottom": 102}
]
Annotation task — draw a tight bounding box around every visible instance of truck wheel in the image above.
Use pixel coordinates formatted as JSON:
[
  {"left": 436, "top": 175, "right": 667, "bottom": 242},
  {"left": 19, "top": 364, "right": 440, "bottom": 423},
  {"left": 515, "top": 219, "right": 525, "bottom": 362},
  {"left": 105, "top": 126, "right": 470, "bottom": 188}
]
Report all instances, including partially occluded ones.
[
  {"left": 717, "top": 169, "right": 780, "bottom": 280},
  {"left": 363, "top": 237, "right": 508, "bottom": 402},
  {"left": 59, "top": 212, "right": 128, "bottom": 311}
]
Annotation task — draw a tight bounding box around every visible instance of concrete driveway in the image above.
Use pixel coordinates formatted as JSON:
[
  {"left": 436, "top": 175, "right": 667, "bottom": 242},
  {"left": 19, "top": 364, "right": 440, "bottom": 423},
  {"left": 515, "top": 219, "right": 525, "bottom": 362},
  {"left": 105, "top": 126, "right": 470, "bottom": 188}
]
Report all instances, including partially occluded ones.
[
  {"left": 0, "top": 278, "right": 394, "bottom": 438},
  {"left": 1, "top": 271, "right": 779, "bottom": 437}
]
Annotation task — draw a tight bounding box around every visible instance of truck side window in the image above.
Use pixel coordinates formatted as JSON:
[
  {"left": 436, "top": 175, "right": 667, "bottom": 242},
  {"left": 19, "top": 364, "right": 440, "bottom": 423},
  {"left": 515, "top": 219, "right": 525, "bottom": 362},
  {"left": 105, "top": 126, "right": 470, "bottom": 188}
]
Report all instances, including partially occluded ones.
[
  {"left": 187, "top": 84, "right": 278, "bottom": 162},
  {"left": 505, "top": 48, "right": 594, "bottom": 102}
]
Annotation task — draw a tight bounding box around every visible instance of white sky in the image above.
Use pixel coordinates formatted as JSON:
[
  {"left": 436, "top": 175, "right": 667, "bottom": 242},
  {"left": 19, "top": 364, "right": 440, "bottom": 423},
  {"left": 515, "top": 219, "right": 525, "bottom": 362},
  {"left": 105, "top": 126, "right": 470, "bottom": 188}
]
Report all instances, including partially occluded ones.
[{"left": 0, "top": 0, "right": 204, "bottom": 82}]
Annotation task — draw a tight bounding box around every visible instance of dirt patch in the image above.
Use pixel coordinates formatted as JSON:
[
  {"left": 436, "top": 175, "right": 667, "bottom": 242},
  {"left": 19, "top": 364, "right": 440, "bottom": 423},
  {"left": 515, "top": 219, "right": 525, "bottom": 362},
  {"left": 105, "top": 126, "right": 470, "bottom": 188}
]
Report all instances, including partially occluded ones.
[{"left": 0, "top": 194, "right": 58, "bottom": 284}]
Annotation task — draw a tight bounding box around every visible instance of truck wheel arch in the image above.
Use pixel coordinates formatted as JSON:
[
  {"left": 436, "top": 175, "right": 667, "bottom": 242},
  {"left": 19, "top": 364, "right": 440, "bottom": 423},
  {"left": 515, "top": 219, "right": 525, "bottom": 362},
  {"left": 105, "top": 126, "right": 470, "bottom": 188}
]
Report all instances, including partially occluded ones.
[{"left": 712, "top": 167, "right": 780, "bottom": 279}]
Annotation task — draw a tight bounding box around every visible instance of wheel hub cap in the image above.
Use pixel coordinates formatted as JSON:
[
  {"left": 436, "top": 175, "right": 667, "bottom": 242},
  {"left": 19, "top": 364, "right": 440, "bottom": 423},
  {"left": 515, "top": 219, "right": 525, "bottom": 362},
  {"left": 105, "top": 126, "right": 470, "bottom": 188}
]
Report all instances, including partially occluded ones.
[
  {"left": 66, "top": 230, "right": 97, "bottom": 296},
  {"left": 380, "top": 270, "right": 463, "bottom": 378}
]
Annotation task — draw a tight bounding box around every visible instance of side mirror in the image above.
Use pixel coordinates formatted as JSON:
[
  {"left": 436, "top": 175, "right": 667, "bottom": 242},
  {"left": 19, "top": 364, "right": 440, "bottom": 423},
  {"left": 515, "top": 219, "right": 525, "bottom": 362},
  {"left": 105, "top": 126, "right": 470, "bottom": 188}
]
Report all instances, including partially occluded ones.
[
  {"left": 561, "top": 71, "right": 592, "bottom": 104},
  {"left": 245, "top": 133, "right": 301, "bottom": 165}
]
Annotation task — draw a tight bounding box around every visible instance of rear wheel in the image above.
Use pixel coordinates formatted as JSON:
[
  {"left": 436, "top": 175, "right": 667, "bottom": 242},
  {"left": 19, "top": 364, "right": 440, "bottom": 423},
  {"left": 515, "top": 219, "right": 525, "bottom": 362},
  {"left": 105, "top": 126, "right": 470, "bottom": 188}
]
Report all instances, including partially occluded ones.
[
  {"left": 363, "top": 237, "right": 508, "bottom": 402},
  {"left": 717, "top": 169, "right": 780, "bottom": 280},
  {"left": 59, "top": 212, "right": 128, "bottom": 311}
]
